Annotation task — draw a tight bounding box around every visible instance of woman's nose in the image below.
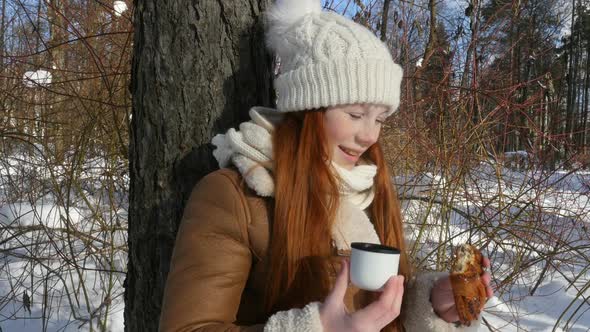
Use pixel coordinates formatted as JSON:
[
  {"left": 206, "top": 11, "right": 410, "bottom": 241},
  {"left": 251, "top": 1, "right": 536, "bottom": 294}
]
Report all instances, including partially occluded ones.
[{"left": 357, "top": 123, "right": 380, "bottom": 146}]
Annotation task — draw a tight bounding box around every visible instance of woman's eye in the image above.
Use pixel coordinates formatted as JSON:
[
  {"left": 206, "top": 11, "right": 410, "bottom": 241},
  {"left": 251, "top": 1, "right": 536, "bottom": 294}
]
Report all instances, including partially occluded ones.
[
  {"left": 349, "top": 113, "right": 362, "bottom": 119},
  {"left": 376, "top": 119, "right": 385, "bottom": 124}
]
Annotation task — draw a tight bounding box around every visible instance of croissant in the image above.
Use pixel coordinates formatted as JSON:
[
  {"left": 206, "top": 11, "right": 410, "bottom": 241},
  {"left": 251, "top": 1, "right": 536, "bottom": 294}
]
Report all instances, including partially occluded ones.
[{"left": 450, "top": 244, "right": 487, "bottom": 326}]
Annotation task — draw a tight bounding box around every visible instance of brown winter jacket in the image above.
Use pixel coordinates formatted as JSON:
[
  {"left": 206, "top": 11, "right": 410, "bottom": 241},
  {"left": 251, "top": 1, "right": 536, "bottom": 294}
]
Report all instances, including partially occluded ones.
[
  {"left": 158, "top": 168, "right": 480, "bottom": 332},
  {"left": 158, "top": 168, "right": 376, "bottom": 331}
]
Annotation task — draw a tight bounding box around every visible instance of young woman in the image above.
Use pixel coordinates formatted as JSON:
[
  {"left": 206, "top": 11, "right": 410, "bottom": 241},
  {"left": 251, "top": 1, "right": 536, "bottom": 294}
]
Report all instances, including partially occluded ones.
[{"left": 159, "top": 1, "right": 493, "bottom": 331}]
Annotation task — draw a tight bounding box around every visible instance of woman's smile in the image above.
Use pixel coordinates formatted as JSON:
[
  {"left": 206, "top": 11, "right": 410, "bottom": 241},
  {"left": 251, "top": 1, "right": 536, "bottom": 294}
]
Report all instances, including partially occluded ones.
[{"left": 338, "top": 145, "right": 362, "bottom": 164}]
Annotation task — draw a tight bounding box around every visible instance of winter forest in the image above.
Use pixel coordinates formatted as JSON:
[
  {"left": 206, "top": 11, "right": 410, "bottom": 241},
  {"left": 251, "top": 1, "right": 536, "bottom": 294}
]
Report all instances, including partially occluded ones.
[{"left": 0, "top": 0, "right": 589, "bottom": 331}]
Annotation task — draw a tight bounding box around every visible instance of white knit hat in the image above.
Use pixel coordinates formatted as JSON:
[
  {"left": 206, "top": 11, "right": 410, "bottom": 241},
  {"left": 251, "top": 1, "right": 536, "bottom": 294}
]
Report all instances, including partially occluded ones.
[{"left": 265, "top": 0, "right": 403, "bottom": 115}]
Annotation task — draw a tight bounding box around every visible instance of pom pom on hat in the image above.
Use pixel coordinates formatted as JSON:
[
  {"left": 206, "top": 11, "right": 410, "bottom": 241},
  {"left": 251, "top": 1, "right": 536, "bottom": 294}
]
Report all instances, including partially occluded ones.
[{"left": 265, "top": 0, "right": 322, "bottom": 53}]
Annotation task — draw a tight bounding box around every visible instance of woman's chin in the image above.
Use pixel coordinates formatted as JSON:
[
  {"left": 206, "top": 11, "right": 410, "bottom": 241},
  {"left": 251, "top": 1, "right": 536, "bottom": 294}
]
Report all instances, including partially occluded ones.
[{"left": 333, "top": 159, "right": 356, "bottom": 170}]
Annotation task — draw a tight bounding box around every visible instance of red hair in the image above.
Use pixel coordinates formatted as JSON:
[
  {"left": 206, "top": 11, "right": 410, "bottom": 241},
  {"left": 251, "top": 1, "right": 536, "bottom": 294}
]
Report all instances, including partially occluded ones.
[{"left": 265, "top": 110, "right": 411, "bottom": 331}]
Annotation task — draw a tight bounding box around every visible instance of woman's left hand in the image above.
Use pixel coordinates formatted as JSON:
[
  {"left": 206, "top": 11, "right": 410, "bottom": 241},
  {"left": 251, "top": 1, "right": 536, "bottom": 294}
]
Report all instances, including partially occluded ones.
[{"left": 429, "top": 257, "right": 494, "bottom": 323}]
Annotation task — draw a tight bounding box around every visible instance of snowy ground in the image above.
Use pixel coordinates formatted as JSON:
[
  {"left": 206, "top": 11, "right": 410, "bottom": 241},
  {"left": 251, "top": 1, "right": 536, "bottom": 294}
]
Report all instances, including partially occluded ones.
[{"left": 0, "top": 149, "right": 588, "bottom": 331}]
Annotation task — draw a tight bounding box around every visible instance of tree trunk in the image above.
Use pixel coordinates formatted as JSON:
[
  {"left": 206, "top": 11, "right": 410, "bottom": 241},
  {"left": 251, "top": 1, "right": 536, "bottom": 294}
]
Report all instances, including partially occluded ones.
[
  {"left": 0, "top": 0, "right": 6, "bottom": 131},
  {"left": 565, "top": 0, "right": 577, "bottom": 158},
  {"left": 460, "top": 0, "right": 477, "bottom": 90},
  {"left": 506, "top": 1, "right": 521, "bottom": 153},
  {"left": 380, "top": 0, "right": 391, "bottom": 42},
  {"left": 461, "top": 0, "right": 479, "bottom": 126},
  {"left": 583, "top": 41, "right": 590, "bottom": 147},
  {"left": 35, "top": 0, "right": 42, "bottom": 55},
  {"left": 414, "top": 0, "right": 437, "bottom": 106},
  {"left": 125, "top": 1, "right": 273, "bottom": 331},
  {"left": 570, "top": 0, "right": 584, "bottom": 148},
  {"left": 0, "top": 0, "right": 5, "bottom": 57}
]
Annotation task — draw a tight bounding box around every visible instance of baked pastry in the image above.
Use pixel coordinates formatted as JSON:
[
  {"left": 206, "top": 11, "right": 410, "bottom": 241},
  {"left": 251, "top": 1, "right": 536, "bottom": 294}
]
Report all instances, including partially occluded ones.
[{"left": 450, "top": 244, "right": 487, "bottom": 325}]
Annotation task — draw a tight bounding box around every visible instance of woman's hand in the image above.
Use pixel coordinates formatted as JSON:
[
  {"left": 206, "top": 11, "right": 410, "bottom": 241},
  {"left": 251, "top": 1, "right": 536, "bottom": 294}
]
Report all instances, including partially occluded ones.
[
  {"left": 319, "top": 260, "right": 404, "bottom": 332},
  {"left": 430, "top": 257, "right": 494, "bottom": 322}
]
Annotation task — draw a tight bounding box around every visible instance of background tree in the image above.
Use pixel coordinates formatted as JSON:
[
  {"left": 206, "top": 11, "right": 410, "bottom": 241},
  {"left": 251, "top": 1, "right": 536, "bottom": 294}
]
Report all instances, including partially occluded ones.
[
  {"left": 478, "top": 0, "right": 567, "bottom": 165},
  {"left": 125, "top": 0, "right": 273, "bottom": 330},
  {"left": 568, "top": 2, "right": 590, "bottom": 150}
]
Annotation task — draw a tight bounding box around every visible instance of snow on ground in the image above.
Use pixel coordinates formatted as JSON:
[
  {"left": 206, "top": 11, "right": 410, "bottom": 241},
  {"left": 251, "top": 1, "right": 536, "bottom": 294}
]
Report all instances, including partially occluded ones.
[
  {"left": 1, "top": 148, "right": 589, "bottom": 331},
  {"left": 0, "top": 147, "right": 127, "bottom": 331}
]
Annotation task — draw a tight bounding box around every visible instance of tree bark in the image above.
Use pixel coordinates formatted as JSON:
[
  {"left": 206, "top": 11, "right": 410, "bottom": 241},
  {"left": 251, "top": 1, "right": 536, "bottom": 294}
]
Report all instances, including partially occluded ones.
[
  {"left": 125, "top": 0, "right": 273, "bottom": 331},
  {"left": 0, "top": 0, "right": 5, "bottom": 57},
  {"left": 380, "top": 0, "right": 391, "bottom": 42},
  {"left": 582, "top": 40, "right": 590, "bottom": 147},
  {"left": 460, "top": 0, "right": 477, "bottom": 93},
  {"left": 506, "top": 1, "right": 521, "bottom": 152},
  {"left": 571, "top": 0, "right": 582, "bottom": 148},
  {"left": 0, "top": 0, "right": 6, "bottom": 130},
  {"left": 460, "top": 0, "right": 479, "bottom": 125},
  {"left": 565, "top": 0, "right": 577, "bottom": 157},
  {"left": 414, "top": 0, "right": 437, "bottom": 105}
]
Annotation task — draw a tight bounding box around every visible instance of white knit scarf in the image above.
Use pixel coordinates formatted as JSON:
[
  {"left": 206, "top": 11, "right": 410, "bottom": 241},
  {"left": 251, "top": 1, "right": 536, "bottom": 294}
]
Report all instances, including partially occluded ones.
[{"left": 212, "top": 107, "right": 381, "bottom": 250}]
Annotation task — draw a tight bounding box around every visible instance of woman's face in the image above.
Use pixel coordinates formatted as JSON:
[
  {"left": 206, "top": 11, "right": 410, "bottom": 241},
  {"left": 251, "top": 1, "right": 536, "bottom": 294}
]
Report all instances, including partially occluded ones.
[{"left": 323, "top": 104, "right": 389, "bottom": 170}]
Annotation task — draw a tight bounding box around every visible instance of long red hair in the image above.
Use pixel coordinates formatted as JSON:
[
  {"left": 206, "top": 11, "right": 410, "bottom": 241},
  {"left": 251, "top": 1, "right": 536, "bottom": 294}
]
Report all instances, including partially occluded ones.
[{"left": 265, "top": 110, "right": 411, "bottom": 331}]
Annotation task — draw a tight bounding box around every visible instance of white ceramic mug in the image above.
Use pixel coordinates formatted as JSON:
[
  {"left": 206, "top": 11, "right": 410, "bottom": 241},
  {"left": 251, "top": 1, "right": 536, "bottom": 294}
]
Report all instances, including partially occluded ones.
[{"left": 350, "top": 242, "right": 400, "bottom": 291}]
